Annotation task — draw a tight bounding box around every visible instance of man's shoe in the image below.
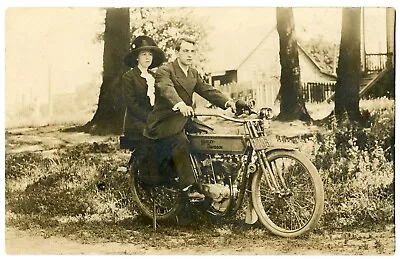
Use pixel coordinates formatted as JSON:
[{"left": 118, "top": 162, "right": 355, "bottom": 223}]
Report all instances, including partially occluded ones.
[{"left": 187, "top": 191, "right": 205, "bottom": 203}]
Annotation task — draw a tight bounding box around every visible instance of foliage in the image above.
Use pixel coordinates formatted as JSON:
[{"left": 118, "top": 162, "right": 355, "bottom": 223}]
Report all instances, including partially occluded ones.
[
  {"left": 129, "top": 7, "right": 211, "bottom": 74},
  {"left": 274, "top": 100, "right": 394, "bottom": 229},
  {"left": 5, "top": 142, "right": 135, "bottom": 223},
  {"left": 313, "top": 105, "right": 394, "bottom": 229}
]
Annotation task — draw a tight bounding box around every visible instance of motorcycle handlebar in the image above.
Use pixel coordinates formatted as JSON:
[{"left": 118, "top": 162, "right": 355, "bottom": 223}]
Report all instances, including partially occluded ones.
[
  {"left": 194, "top": 112, "right": 261, "bottom": 124},
  {"left": 194, "top": 107, "right": 273, "bottom": 123}
]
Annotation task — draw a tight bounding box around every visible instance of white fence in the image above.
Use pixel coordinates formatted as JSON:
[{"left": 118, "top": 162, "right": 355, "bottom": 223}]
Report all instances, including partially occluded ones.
[{"left": 215, "top": 79, "right": 281, "bottom": 108}]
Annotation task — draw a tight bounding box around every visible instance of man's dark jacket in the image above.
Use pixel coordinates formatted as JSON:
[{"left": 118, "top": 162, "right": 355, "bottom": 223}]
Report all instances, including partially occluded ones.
[{"left": 144, "top": 59, "right": 229, "bottom": 139}]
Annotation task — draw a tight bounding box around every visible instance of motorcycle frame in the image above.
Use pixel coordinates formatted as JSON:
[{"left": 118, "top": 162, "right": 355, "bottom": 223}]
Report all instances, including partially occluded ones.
[{"left": 188, "top": 116, "right": 298, "bottom": 217}]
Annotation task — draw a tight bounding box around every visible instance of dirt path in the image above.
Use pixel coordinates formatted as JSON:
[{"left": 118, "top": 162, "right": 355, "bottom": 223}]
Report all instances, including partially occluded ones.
[
  {"left": 4, "top": 225, "right": 395, "bottom": 255},
  {"left": 5, "top": 125, "right": 111, "bottom": 153},
  {"left": 5, "top": 226, "right": 278, "bottom": 255},
  {"left": 5, "top": 119, "right": 321, "bottom": 154},
  {"left": 5, "top": 227, "right": 168, "bottom": 255}
]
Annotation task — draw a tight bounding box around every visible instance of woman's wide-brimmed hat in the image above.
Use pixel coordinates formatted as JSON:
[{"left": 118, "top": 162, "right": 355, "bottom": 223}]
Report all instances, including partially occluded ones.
[{"left": 123, "top": 35, "right": 165, "bottom": 69}]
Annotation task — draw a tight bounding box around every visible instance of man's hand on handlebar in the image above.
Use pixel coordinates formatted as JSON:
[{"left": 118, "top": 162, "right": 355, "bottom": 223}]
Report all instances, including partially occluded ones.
[
  {"left": 226, "top": 99, "right": 252, "bottom": 116},
  {"left": 234, "top": 100, "right": 252, "bottom": 116},
  {"left": 176, "top": 102, "right": 194, "bottom": 117}
]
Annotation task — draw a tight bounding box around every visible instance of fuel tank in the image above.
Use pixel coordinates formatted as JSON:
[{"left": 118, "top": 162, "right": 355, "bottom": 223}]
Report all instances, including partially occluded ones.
[{"left": 187, "top": 134, "right": 247, "bottom": 154}]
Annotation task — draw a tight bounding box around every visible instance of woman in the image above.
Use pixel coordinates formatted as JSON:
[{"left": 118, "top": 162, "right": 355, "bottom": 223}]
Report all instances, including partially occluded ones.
[{"left": 122, "top": 35, "right": 165, "bottom": 184}]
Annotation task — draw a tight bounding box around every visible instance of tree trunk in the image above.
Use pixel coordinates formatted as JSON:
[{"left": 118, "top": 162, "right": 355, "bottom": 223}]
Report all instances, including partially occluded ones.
[
  {"left": 276, "top": 7, "right": 311, "bottom": 121},
  {"left": 84, "top": 8, "right": 130, "bottom": 135},
  {"left": 334, "top": 8, "right": 361, "bottom": 120}
]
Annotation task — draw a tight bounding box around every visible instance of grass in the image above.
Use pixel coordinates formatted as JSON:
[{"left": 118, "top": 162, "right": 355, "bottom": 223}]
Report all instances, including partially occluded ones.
[{"left": 4, "top": 98, "right": 395, "bottom": 239}]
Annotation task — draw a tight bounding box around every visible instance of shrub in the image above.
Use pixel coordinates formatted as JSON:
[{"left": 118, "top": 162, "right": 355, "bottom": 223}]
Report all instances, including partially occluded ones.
[
  {"left": 274, "top": 102, "right": 394, "bottom": 230},
  {"left": 312, "top": 107, "right": 394, "bottom": 229}
]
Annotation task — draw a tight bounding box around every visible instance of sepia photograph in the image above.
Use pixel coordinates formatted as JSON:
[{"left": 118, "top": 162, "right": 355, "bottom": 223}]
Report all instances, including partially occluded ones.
[{"left": 2, "top": 1, "right": 396, "bottom": 255}]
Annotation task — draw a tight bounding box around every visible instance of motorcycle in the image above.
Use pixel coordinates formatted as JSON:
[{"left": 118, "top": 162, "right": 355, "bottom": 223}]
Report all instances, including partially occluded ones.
[{"left": 119, "top": 108, "right": 324, "bottom": 238}]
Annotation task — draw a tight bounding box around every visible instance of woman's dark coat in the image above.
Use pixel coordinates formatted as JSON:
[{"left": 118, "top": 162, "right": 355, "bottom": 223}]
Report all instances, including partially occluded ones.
[{"left": 122, "top": 66, "right": 154, "bottom": 140}]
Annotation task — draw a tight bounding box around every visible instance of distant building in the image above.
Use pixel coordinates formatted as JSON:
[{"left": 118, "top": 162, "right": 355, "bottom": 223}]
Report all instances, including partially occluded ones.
[
  {"left": 208, "top": 8, "right": 394, "bottom": 105},
  {"left": 208, "top": 27, "right": 336, "bottom": 107}
]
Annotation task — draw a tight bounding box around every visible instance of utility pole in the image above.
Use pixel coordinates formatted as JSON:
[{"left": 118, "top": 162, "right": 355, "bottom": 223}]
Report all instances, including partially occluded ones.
[
  {"left": 48, "top": 64, "right": 53, "bottom": 123},
  {"left": 360, "top": 7, "right": 366, "bottom": 73},
  {"left": 386, "top": 8, "right": 395, "bottom": 67}
]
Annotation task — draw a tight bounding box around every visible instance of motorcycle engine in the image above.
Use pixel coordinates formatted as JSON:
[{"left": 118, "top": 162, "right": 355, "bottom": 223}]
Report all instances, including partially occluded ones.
[
  {"left": 202, "top": 183, "right": 231, "bottom": 213},
  {"left": 196, "top": 154, "right": 242, "bottom": 213},
  {"left": 202, "top": 183, "right": 230, "bottom": 202}
]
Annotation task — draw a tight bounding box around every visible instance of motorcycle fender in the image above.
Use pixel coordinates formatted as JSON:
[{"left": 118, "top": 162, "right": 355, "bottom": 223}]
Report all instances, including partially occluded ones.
[{"left": 261, "top": 145, "right": 297, "bottom": 155}]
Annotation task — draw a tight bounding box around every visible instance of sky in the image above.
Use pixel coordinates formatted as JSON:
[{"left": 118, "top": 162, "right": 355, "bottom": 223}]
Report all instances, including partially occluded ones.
[
  {"left": 5, "top": 8, "right": 105, "bottom": 103},
  {"left": 3, "top": 5, "right": 390, "bottom": 112}
]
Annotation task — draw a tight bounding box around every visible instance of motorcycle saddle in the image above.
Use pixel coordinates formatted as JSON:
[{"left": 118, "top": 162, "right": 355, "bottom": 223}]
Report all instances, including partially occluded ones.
[{"left": 185, "top": 118, "right": 214, "bottom": 134}]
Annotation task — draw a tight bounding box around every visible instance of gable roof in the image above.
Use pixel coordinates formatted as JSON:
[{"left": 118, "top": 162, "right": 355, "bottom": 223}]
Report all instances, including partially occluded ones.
[
  {"left": 208, "top": 26, "right": 336, "bottom": 79},
  {"left": 236, "top": 27, "right": 277, "bottom": 70},
  {"left": 297, "top": 43, "right": 337, "bottom": 79}
]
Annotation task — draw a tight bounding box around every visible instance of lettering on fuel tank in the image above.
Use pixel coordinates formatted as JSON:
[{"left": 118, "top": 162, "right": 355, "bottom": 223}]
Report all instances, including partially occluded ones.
[{"left": 200, "top": 139, "right": 223, "bottom": 150}]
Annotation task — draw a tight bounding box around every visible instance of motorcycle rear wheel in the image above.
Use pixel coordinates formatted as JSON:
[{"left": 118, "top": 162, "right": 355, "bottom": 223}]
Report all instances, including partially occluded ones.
[
  {"left": 251, "top": 150, "right": 324, "bottom": 238},
  {"left": 130, "top": 160, "right": 183, "bottom": 222}
]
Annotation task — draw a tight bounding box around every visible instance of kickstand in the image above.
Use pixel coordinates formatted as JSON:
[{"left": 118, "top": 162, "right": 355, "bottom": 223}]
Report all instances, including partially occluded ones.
[{"left": 152, "top": 197, "right": 157, "bottom": 231}]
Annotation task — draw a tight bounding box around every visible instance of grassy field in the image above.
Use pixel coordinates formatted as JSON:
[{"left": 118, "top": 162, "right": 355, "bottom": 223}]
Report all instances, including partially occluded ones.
[{"left": 4, "top": 98, "right": 395, "bottom": 254}]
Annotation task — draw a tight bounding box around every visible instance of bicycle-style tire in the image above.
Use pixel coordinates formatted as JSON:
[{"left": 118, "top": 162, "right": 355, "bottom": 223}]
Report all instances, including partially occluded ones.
[
  {"left": 130, "top": 160, "right": 183, "bottom": 222},
  {"left": 251, "top": 150, "right": 324, "bottom": 237}
]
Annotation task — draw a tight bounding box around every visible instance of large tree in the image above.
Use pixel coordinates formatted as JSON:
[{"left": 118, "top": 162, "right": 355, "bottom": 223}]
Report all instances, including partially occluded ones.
[
  {"left": 83, "top": 8, "right": 130, "bottom": 135},
  {"left": 76, "top": 8, "right": 209, "bottom": 135},
  {"left": 276, "top": 8, "right": 311, "bottom": 121},
  {"left": 334, "top": 8, "right": 362, "bottom": 120}
]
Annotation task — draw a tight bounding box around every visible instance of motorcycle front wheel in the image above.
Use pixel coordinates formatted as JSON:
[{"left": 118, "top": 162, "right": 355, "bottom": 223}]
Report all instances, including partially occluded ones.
[
  {"left": 251, "top": 150, "right": 324, "bottom": 238},
  {"left": 130, "top": 159, "right": 183, "bottom": 222}
]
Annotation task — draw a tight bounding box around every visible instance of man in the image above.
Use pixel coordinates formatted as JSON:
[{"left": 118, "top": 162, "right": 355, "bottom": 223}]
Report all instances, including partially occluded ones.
[{"left": 144, "top": 37, "right": 249, "bottom": 200}]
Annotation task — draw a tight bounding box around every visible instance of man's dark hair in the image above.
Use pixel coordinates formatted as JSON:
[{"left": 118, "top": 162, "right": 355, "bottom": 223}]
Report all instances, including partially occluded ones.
[{"left": 175, "top": 37, "right": 196, "bottom": 51}]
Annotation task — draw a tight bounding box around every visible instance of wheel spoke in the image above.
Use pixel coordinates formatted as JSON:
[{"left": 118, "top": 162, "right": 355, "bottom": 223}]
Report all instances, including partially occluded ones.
[
  {"left": 131, "top": 166, "right": 181, "bottom": 219},
  {"left": 252, "top": 151, "right": 324, "bottom": 236}
]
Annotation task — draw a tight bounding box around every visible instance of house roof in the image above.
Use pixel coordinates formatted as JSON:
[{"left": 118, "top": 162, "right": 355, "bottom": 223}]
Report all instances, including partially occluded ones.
[
  {"left": 236, "top": 27, "right": 277, "bottom": 70},
  {"left": 207, "top": 26, "right": 336, "bottom": 79},
  {"left": 205, "top": 24, "right": 273, "bottom": 74},
  {"left": 297, "top": 43, "right": 337, "bottom": 79}
]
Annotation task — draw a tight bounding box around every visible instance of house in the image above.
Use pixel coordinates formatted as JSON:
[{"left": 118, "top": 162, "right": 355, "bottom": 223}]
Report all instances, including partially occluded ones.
[
  {"left": 208, "top": 8, "right": 394, "bottom": 106},
  {"left": 207, "top": 26, "right": 336, "bottom": 108}
]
